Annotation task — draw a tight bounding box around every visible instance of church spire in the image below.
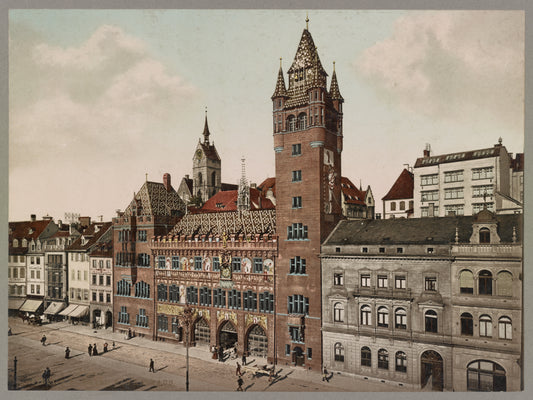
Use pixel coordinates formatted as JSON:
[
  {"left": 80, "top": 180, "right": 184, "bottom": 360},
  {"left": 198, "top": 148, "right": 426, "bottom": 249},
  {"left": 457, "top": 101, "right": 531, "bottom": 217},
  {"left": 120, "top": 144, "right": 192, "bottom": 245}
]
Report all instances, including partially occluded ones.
[
  {"left": 272, "top": 58, "right": 288, "bottom": 99},
  {"left": 237, "top": 157, "right": 250, "bottom": 212},
  {"left": 329, "top": 61, "right": 343, "bottom": 101},
  {"left": 202, "top": 107, "right": 210, "bottom": 145}
]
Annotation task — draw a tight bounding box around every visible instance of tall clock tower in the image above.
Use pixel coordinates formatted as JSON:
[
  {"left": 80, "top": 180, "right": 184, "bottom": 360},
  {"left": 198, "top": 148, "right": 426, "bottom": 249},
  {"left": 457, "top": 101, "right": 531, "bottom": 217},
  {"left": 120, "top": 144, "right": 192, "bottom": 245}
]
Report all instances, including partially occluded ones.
[
  {"left": 192, "top": 112, "right": 222, "bottom": 202},
  {"left": 272, "top": 20, "right": 344, "bottom": 370}
]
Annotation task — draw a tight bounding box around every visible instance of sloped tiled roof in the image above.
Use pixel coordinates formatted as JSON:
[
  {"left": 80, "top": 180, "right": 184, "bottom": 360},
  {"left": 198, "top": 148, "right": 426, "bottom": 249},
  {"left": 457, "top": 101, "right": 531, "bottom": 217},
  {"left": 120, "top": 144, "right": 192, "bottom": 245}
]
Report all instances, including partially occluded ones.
[
  {"left": 198, "top": 142, "right": 221, "bottom": 162},
  {"left": 199, "top": 188, "right": 275, "bottom": 213},
  {"left": 341, "top": 177, "right": 366, "bottom": 205},
  {"left": 124, "top": 181, "right": 186, "bottom": 217},
  {"left": 272, "top": 66, "right": 288, "bottom": 99},
  {"left": 68, "top": 222, "right": 112, "bottom": 251},
  {"left": 382, "top": 169, "right": 414, "bottom": 201},
  {"left": 258, "top": 177, "right": 276, "bottom": 197},
  {"left": 324, "top": 213, "right": 522, "bottom": 246},
  {"left": 9, "top": 220, "right": 52, "bottom": 242}
]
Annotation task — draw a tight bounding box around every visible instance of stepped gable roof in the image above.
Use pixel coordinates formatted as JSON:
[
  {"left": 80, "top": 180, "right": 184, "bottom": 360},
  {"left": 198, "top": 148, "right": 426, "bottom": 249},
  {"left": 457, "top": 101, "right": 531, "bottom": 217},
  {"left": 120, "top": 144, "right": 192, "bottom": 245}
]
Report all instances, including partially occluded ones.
[
  {"left": 258, "top": 177, "right": 276, "bottom": 197},
  {"left": 324, "top": 213, "right": 522, "bottom": 246},
  {"left": 170, "top": 208, "right": 276, "bottom": 237},
  {"left": 272, "top": 65, "right": 288, "bottom": 99},
  {"left": 341, "top": 177, "right": 366, "bottom": 205},
  {"left": 124, "top": 181, "right": 186, "bottom": 217},
  {"left": 68, "top": 222, "right": 112, "bottom": 251},
  {"left": 221, "top": 183, "right": 238, "bottom": 191},
  {"left": 199, "top": 188, "right": 275, "bottom": 213},
  {"left": 414, "top": 147, "right": 501, "bottom": 168},
  {"left": 382, "top": 169, "right": 414, "bottom": 201},
  {"left": 329, "top": 68, "right": 343, "bottom": 101},
  {"left": 511, "top": 153, "right": 524, "bottom": 172}
]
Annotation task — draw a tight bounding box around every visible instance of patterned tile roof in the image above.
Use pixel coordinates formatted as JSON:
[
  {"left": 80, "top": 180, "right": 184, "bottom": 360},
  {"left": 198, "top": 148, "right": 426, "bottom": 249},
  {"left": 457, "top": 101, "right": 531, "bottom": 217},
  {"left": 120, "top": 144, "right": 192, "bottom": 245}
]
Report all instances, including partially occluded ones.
[
  {"left": 288, "top": 29, "right": 327, "bottom": 76},
  {"left": 170, "top": 209, "right": 276, "bottom": 237},
  {"left": 124, "top": 180, "right": 186, "bottom": 217},
  {"left": 272, "top": 66, "right": 288, "bottom": 99},
  {"left": 382, "top": 169, "right": 414, "bottom": 201},
  {"left": 329, "top": 69, "right": 343, "bottom": 101},
  {"left": 198, "top": 142, "right": 221, "bottom": 162}
]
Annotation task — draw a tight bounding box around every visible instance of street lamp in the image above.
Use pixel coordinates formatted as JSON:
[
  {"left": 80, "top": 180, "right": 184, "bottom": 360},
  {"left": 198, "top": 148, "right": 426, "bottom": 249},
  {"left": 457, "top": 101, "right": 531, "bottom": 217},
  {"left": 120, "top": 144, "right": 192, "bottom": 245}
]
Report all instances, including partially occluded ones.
[{"left": 178, "top": 304, "right": 193, "bottom": 392}]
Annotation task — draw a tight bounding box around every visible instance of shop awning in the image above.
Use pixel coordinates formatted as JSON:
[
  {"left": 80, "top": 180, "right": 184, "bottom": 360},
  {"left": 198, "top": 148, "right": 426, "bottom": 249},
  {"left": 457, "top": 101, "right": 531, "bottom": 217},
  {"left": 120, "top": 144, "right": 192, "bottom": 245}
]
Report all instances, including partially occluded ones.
[
  {"left": 69, "top": 305, "right": 89, "bottom": 318},
  {"left": 59, "top": 304, "right": 78, "bottom": 316},
  {"left": 44, "top": 302, "right": 65, "bottom": 315},
  {"left": 19, "top": 300, "right": 43, "bottom": 313},
  {"left": 8, "top": 298, "right": 25, "bottom": 310}
]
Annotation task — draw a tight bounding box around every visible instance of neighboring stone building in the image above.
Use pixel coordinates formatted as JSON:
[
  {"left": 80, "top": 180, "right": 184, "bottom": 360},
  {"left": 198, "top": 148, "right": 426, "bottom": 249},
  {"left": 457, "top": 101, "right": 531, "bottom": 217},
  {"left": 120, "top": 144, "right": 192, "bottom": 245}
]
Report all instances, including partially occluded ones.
[
  {"left": 177, "top": 114, "right": 238, "bottom": 206},
  {"left": 321, "top": 211, "right": 522, "bottom": 391},
  {"left": 340, "top": 177, "right": 375, "bottom": 219},
  {"left": 510, "top": 153, "right": 524, "bottom": 204},
  {"left": 413, "top": 141, "right": 522, "bottom": 217},
  {"left": 8, "top": 216, "right": 58, "bottom": 315},
  {"left": 112, "top": 173, "right": 185, "bottom": 339},
  {"left": 271, "top": 21, "right": 344, "bottom": 371},
  {"left": 382, "top": 168, "right": 414, "bottom": 219},
  {"left": 64, "top": 221, "right": 112, "bottom": 324}
]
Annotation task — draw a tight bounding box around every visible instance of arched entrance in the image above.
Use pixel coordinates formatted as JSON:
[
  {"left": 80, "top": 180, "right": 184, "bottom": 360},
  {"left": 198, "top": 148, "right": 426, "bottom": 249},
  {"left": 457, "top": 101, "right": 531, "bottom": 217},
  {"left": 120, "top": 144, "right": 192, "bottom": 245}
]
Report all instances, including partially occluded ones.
[
  {"left": 246, "top": 324, "right": 268, "bottom": 357},
  {"left": 421, "top": 350, "right": 443, "bottom": 391},
  {"left": 293, "top": 346, "right": 305, "bottom": 367},
  {"left": 194, "top": 318, "right": 210, "bottom": 345},
  {"left": 105, "top": 311, "right": 112, "bottom": 328},
  {"left": 467, "top": 360, "right": 506, "bottom": 391},
  {"left": 219, "top": 320, "right": 238, "bottom": 349},
  {"left": 93, "top": 309, "right": 102, "bottom": 327}
]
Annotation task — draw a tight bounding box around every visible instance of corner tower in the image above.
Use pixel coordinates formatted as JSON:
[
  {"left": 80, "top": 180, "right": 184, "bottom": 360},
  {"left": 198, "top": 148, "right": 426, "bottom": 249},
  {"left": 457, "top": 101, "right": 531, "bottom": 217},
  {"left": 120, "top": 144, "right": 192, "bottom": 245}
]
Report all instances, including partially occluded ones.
[
  {"left": 272, "top": 19, "right": 344, "bottom": 370},
  {"left": 192, "top": 111, "right": 222, "bottom": 202}
]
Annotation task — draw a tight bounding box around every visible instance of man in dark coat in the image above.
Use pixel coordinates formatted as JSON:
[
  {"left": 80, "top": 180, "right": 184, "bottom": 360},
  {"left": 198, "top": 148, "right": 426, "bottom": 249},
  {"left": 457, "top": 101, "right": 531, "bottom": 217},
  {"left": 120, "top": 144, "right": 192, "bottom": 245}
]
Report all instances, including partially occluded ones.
[
  {"left": 88, "top": 344, "right": 93, "bottom": 356},
  {"left": 65, "top": 347, "right": 70, "bottom": 359},
  {"left": 149, "top": 358, "right": 155, "bottom": 372}
]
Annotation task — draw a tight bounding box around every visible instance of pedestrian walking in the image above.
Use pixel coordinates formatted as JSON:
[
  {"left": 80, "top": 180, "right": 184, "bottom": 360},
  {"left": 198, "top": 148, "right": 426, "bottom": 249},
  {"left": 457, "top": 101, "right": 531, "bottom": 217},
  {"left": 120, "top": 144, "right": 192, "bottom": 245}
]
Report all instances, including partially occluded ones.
[
  {"left": 8, "top": 327, "right": 12, "bottom": 336},
  {"left": 42, "top": 367, "right": 51, "bottom": 386},
  {"left": 268, "top": 367, "right": 275, "bottom": 382},
  {"left": 236, "top": 376, "right": 244, "bottom": 391},
  {"left": 236, "top": 362, "right": 242, "bottom": 376},
  {"left": 241, "top": 352, "right": 247, "bottom": 366},
  {"left": 41, "top": 335, "right": 47, "bottom": 346},
  {"left": 112, "top": 341, "right": 115, "bottom": 349},
  {"left": 149, "top": 358, "right": 155, "bottom": 372},
  {"left": 92, "top": 343, "right": 98, "bottom": 356},
  {"left": 218, "top": 346, "right": 224, "bottom": 362},
  {"left": 322, "top": 366, "right": 329, "bottom": 382},
  {"left": 128, "top": 328, "right": 132, "bottom": 339},
  {"left": 103, "top": 342, "right": 108, "bottom": 353},
  {"left": 65, "top": 347, "right": 70, "bottom": 359}
]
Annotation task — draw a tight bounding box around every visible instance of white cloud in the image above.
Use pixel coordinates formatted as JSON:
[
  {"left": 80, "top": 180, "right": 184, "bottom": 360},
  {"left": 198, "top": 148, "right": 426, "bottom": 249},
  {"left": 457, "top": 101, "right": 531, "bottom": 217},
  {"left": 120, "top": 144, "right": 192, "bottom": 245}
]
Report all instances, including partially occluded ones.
[{"left": 355, "top": 11, "right": 524, "bottom": 131}]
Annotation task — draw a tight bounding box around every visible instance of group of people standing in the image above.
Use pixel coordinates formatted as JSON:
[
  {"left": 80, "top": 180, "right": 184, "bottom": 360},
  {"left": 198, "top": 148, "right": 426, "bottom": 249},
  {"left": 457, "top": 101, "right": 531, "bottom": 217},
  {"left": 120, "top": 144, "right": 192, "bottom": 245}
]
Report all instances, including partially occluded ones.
[{"left": 87, "top": 342, "right": 110, "bottom": 356}]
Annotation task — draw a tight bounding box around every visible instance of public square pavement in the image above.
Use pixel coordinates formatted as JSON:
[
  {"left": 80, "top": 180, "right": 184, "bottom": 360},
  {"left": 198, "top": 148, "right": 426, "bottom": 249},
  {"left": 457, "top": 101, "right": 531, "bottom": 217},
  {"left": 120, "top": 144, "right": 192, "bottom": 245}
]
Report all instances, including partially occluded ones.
[{"left": 7, "top": 316, "right": 410, "bottom": 392}]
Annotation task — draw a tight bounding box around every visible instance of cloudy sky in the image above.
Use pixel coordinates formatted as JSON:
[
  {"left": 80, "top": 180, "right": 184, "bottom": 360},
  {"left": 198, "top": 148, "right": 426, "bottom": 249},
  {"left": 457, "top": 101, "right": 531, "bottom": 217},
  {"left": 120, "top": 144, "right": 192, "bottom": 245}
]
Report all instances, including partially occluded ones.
[{"left": 8, "top": 9, "right": 524, "bottom": 222}]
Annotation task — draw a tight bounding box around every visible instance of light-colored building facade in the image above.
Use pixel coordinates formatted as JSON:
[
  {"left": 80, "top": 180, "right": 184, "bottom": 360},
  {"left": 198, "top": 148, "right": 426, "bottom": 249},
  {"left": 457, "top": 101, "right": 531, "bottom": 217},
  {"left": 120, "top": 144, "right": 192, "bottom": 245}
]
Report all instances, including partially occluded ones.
[
  {"left": 321, "top": 211, "right": 522, "bottom": 391},
  {"left": 382, "top": 168, "right": 414, "bottom": 219},
  {"left": 413, "top": 141, "right": 521, "bottom": 218},
  {"left": 89, "top": 235, "right": 114, "bottom": 328}
]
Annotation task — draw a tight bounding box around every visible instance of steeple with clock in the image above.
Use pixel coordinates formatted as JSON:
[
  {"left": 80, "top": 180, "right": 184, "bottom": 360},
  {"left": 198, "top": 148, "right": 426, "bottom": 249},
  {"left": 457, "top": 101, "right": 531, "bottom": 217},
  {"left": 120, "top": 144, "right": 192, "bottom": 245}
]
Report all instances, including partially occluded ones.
[{"left": 192, "top": 110, "right": 222, "bottom": 203}]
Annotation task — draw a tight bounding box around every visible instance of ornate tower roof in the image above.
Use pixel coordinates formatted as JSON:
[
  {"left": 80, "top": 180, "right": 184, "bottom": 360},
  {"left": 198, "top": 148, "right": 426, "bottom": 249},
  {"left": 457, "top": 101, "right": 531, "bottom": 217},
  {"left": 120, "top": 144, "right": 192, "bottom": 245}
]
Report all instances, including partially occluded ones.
[
  {"left": 271, "top": 60, "right": 288, "bottom": 99},
  {"left": 329, "top": 62, "right": 343, "bottom": 101},
  {"left": 287, "top": 29, "right": 327, "bottom": 78}
]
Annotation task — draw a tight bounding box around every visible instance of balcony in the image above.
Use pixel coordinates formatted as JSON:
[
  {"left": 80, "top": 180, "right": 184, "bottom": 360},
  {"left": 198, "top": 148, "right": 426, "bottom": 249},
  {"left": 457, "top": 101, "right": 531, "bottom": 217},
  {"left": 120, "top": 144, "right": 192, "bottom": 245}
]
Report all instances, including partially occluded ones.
[{"left": 452, "top": 244, "right": 521, "bottom": 257}]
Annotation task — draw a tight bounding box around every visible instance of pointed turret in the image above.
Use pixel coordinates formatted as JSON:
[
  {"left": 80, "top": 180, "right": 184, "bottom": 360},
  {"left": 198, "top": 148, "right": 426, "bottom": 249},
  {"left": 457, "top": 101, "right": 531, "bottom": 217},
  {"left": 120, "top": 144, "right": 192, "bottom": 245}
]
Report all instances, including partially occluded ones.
[
  {"left": 202, "top": 109, "right": 210, "bottom": 145},
  {"left": 272, "top": 59, "right": 288, "bottom": 99},
  {"left": 237, "top": 157, "right": 250, "bottom": 212},
  {"left": 329, "top": 62, "right": 343, "bottom": 102}
]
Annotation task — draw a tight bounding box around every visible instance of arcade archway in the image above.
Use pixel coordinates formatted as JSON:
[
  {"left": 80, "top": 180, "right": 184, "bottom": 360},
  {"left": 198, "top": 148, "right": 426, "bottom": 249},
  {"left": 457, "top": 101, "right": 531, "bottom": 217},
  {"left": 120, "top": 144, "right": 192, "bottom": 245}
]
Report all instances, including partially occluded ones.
[
  {"left": 246, "top": 324, "right": 268, "bottom": 357},
  {"left": 219, "top": 320, "right": 238, "bottom": 350},
  {"left": 421, "top": 350, "right": 443, "bottom": 391},
  {"left": 194, "top": 318, "right": 210, "bottom": 345}
]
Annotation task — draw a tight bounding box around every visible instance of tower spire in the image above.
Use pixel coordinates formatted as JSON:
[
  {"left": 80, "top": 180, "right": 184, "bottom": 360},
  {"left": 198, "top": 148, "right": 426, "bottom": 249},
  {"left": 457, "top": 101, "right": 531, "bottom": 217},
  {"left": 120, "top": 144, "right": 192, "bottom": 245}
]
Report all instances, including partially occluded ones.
[
  {"left": 271, "top": 58, "right": 288, "bottom": 99},
  {"left": 202, "top": 107, "right": 210, "bottom": 145},
  {"left": 329, "top": 61, "right": 343, "bottom": 101}
]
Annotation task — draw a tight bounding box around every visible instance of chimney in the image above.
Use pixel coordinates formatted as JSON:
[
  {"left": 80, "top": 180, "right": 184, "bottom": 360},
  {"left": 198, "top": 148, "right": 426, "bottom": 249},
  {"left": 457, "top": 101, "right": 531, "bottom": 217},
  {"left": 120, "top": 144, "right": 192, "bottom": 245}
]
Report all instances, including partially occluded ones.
[
  {"left": 31, "top": 214, "right": 36, "bottom": 222},
  {"left": 163, "top": 173, "right": 171, "bottom": 192},
  {"left": 185, "top": 174, "right": 190, "bottom": 180},
  {"left": 58, "top": 220, "right": 63, "bottom": 229},
  {"left": 423, "top": 143, "right": 431, "bottom": 157}
]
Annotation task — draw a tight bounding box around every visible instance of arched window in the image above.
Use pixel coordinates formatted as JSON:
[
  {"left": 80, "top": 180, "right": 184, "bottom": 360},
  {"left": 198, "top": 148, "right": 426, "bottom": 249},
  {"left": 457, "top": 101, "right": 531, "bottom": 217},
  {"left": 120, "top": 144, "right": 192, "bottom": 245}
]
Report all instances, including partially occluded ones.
[
  {"left": 479, "top": 270, "right": 493, "bottom": 295},
  {"left": 287, "top": 115, "right": 296, "bottom": 131},
  {"left": 377, "top": 306, "right": 389, "bottom": 327},
  {"left": 378, "top": 349, "right": 389, "bottom": 369},
  {"left": 459, "top": 270, "right": 474, "bottom": 294},
  {"left": 409, "top": 200, "right": 414, "bottom": 210},
  {"left": 13, "top": 239, "right": 18, "bottom": 248},
  {"left": 360, "top": 305, "right": 372, "bottom": 325},
  {"left": 461, "top": 312, "right": 473, "bottom": 335},
  {"left": 198, "top": 172, "right": 203, "bottom": 185},
  {"left": 297, "top": 113, "right": 307, "bottom": 130},
  {"left": 390, "top": 202, "right": 396, "bottom": 211},
  {"left": 211, "top": 171, "right": 217, "bottom": 187},
  {"left": 334, "top": 342, "right": 344, "bottom": 362},
  {"left": 497, "top": 271, "right": 513, "bottom": 296},
  {"left": 479, "top": 228, "right": 491, "bottom": 243},
  {"left": 425, "top": 310, "right": 438, "bottom": 333},
  {"left": 395, "top": 351, "right": 407, "bottom": 372},
  {"left": 479, "top": 314, "right": 492, "bottom": 337},
  {"left": 22, "top": 238, "right": 27, "bottom": 247},
  {"left": 498, "top": 316, "right": 512, "bottom": 340},
  {"left": 361, "top": 346, "right": 371, "bottom": 367},
  {"left": 395, "top": 308, "right": 407, "bottom": 329},
  {"left": 333, "top": 302, "right": 344, "bottom": 322},
  {"left": 467, "top": 360, "right": 506, "bottom": 391},
  {"left": 399, "top": 201, "right": 405, "bottom": 210}
]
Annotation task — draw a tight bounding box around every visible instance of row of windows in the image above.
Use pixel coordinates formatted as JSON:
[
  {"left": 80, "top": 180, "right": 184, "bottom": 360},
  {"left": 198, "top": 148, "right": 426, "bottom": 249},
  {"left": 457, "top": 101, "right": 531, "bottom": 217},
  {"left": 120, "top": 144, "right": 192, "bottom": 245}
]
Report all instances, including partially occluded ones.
[
  {"left": 29, "top": 284, "right": 41, "bottom": 295},
  {"left": 116, "top": 280, "right": 150, "bottom": 298},
  {"left": 287, "top": 223, "right": 308, "bottom": 240},
  {"left": 91, "top": 274, "right": 112, "bottom": 286},
  {"left": 285, "top": 109, "right": 325, "bottom": 132},
  {"left": 118, "top": 307, "right": 155, "bottom": 329},
  {"left": 420, "top": 168, "right": 494, "bottom": 186},
  {"left": 420, "top": 203, "right": 495, "bottom": 217},
  {"left": 459, "top": 269, "right": 513, "bottom": 296},
  {"left": 8, "top": 255, "right": 26, "bottom": 263},
  {"left": 91, "top": 259, "right": 112, "bottom": 269},
  {"left": 335, "top": 345, "right": 407, "bottom": 372},
  {"left": 460, "top": 313, "right": 512, "bottom": 339},
  {"left": 288, "top": 295, "right": 309, "bottom": 315},
  {"left": 9, "top": 285, "right": 26, "bottom": 295},
  {"left": 389, "top": 200, "right": 414, "bottom": 212},
  {"left": 71, "top": 270, "right": 88, "bottom": 281},
  {"left": 118, "top": 230, "right": 147, "bottom": 243},
  {"left": 8, "top": 267, "right": 26, "bottom": 279},
  {"left": 91, "top": 291, "right": 112, "bottom": 303},
  {"left": 154, "top": 256, "right": 266, "bottom": 273},
  {"left": 70, "top": 288, "right": 89, "bottom": 301}
]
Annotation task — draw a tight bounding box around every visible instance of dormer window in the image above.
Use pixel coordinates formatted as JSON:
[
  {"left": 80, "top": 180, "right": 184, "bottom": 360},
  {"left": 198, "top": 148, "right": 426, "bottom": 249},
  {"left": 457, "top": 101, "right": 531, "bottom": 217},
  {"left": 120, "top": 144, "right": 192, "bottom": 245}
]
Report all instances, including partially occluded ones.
[
  {"left": 22, "top": 239, "right": 27, "bottom": 247},
  {"left": 13, "top": 239, "right": 18, "bottom": 247},
  {"left": 479, "top": 228, "right": 490, "bottom": 244}
]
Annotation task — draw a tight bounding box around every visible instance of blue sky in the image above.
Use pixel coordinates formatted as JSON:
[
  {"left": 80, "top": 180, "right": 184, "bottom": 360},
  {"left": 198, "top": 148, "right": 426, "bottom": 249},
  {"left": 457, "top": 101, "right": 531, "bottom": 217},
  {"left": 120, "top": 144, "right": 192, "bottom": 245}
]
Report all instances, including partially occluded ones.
[{"left": 9, "top": 9, "right": 524, "bottom": 221}]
